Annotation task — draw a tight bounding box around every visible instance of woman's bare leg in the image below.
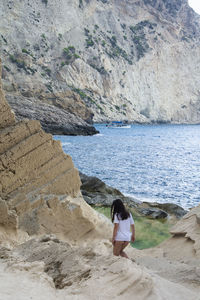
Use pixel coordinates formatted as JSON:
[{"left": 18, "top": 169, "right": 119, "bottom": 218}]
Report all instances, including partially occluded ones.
[
  {"left": 113, "top": 241, "right": 129, "bottom": 258},
  {"left": 113, "top": 241, "right": 123, "bottom": 256},
  {"left": 120, "top": 241, "right": 129, "bottom": 258}
]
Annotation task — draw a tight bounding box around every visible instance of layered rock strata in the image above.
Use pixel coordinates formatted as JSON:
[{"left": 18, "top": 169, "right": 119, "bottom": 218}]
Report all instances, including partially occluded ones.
[
  {"left": 0, "top": 59, "right": 111, "bottom": 242},
  {"left": 6, "top": 94, "right": 99, "bottom": 136}
]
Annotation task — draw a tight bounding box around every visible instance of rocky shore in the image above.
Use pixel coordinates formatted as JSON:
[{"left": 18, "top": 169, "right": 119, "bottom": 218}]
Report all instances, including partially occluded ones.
[
  {"left": 6, "top": 94, "right": 99, "bottom": 136},
  {"left": 80, "top": 172, "right": 187, "bottom": 219}
]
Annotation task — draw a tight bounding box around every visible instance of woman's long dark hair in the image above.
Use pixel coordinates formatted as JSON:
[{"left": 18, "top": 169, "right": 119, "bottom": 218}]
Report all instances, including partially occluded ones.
[{"left": 111, "top": 199, "right": 130, "bottom": 223}]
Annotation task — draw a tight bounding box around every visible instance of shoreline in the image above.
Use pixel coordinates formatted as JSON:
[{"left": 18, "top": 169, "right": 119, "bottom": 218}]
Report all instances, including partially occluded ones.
[
  {"left": 56, "top": 125, "right": 199, "bottom": 211},
  {"left": 79, "top": 172, "right": 188, "bottom": 220},
  {"left": 93, "top": 122, "right": 200, "bottom": 126}
]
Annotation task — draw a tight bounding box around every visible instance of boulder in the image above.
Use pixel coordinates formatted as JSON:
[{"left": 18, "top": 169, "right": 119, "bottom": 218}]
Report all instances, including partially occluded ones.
[
  {"left": 142, "top": 202, "right": 187, "bottom": 219},
  {"left": 137, "top": 207, "right": 168, "bottom": 219},
  {"left": 160, "top": 204, "right": 200, "bottom": 259}
]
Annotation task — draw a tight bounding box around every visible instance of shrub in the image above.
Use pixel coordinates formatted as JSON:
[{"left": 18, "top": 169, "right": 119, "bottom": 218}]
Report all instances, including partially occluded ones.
[
  {"left": 115, "top": 105, "right": 120, "bottom": 111},
  {"left": 73, "top": 87, "right": 87, "bottom": 99},
  {"left": 22, "top": 48, "right": 30, "bottom": 54},
  {"left": 86, "top": 37, "right": 94, "bottom": 48},
  {"left": 63, "top": 46, "right": 80, "bottom": 63},
  {"left": 9, "top": 55, "right": 26, "bottom": 70},
  {"left": 4, "top": 65, "right": 10, "bottom": 72},
  {"left": 68, "top": 45, "right": 75, "bottom": 52},
  {"left": 42, "top": 65, "right": 51, "bottom": 75},
  {"left": 111, "top": 35, "right": 117, "bottom": 45},
  {"left": 74, "top": 53, "right": 80, "bottom": 59},
  {"left": 89, "top": 63, "right": 107, "bottom": 75}
]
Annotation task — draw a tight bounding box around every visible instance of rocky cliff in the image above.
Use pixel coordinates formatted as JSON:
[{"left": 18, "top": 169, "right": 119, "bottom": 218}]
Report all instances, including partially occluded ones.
[
  {"left": 1, "top": 52, "right": 200, "bottom": 299},
  {"left": 0, "top": 0, "right": 200, "bottom": 125},
  {"left": 0, "top": 59, "right": 111, "bottom": 244}
]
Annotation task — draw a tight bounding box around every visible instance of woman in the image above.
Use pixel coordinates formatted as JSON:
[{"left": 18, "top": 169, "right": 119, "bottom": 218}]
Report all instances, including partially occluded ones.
[{"left": 111, "top": 199, "right": 135, "bottom": 259}]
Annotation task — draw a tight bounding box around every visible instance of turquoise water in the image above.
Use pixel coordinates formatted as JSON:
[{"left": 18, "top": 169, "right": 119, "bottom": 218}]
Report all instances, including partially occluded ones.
[{"left": 54, "top": 124, "right": 200, "bottom": 209}]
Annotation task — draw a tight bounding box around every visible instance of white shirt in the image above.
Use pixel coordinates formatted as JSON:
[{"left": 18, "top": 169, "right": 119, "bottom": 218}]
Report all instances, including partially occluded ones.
[{"left": 114, "top": 213, "right": 134, "bottom": 241}]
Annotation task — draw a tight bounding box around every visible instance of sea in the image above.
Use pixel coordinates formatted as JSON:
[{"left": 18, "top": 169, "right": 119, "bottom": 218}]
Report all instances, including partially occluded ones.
[{"left": 54, "top": 124, "right": 200, "bottom": 210}]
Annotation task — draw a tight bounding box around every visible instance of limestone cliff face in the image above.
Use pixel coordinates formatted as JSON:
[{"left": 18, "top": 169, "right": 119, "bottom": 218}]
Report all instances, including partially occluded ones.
[
  {"left": 0, "top": 0, "right": 200, "bottom": 124},
  {"left": 0, "top": 60, "right": 111, "bottom": 242}
]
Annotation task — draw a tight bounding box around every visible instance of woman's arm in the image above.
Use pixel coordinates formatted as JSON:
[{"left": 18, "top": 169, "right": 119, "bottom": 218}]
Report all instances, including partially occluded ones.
[
  {"left": 112, "top": 223, "right": 119, "bottom": 245},
  {"left": 131, "top": 224, "right": 135, "bottom": 242}
]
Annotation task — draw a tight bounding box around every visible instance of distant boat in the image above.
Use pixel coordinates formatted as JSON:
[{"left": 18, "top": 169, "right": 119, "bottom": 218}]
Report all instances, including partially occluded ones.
[{"left": 106, "top": 121, "right": 131, "bottom": 128}]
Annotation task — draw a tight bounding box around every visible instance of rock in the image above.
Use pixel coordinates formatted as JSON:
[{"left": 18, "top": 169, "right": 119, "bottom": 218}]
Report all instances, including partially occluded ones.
[
  {"left": 0, "top": 0, "right": 200, "bottom": 125},
  {"left": 6, "top": 94, "right": 99, "bottom": 136},
  {"left": 0, "top": 66, "right": 15, "bottom": 129},
  {"left": 80, "top": 172, "right": 139, "bottom": 207},
  {"left": 2, "top": 234, "right": 199, "bottom": 299},
  {"left": 0, "top": 59, "right": 111, "bottom": 243},
  {"left": 142, "top": 202, "right": 187, "bottom": 218},
  {"left": 137, "top": 207, "right": 168, "bottom": 219},
  {"left": 80, "top": 172, "right": 173, "bottom": 219},
  {"left": 80, "top": 171, "right": 189, "bottom": 220},
  {"left": 40, "top": 90, "right": 95, "bottom": 124},
  {"left": 160, "top": 204, "right": 200, "bottom": 259}
]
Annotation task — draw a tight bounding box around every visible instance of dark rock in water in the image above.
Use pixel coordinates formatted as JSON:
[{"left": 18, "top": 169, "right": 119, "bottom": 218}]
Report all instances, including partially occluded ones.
[
  {"left": 80, "top": 172, "right": 187, "bottom": 220},
  {"left": 137, "top": 208, "right": 168, "bottom": 219},
  {"left": 6, "top": 95, "right": 98, "bottom": 136},
  {"left": 142, "top": 202, "right": 187, "bottom": 219},
  {"left": 79, "top": 172, "right": 139, "bottom": 207}
]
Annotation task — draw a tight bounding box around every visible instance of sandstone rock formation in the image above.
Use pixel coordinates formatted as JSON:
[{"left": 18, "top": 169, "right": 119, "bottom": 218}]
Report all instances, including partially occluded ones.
[
  {"left": 0, "top": 0, "right": 200, "bottom": 125},
  {"left": 0, "top": 206, "right": 200, "bottom": 300},
  {"left": 164, "top": 204, "right": 200, "bottom": 258},
  {"left": 0, "top": 59, "right": 111, "bottom": 244},
  {"left": 132, "top": 204, "right": 200, "bottom": 295}
]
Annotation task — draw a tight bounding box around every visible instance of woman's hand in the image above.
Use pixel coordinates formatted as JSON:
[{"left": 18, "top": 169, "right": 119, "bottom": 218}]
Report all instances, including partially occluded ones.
[
  {"left": 112, "top": 237, "right": 115, "bottom": 245},
  {"left": 131, "top": 234, "right": 135, "bottom": 243}
]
